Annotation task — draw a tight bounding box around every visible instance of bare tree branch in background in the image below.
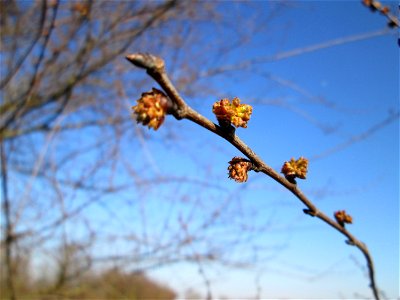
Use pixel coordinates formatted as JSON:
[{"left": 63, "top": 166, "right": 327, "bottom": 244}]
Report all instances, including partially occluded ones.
[
  {"left": 311, "top": 110, "right": 399, "bottom": 161},
  {"left": 199, "top": 28, "right": 395, "bottom": 78},
  {"left": 1, "top": 1, "right": 290, "bottom": 298},
  {"left": 0, "top": 1, "right": 226, "bottom": 298},
  {"left": 1, "top": 142, "right": 15, "bottom": 300},
  {"left": 1, "top": 0, "right": 179, "bottom": 138}
]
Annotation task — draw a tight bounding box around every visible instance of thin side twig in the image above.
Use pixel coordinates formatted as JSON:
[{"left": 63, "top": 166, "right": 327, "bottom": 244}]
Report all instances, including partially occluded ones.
[{"left": 126, "top": 53, "right": 380, "bottom": 300}]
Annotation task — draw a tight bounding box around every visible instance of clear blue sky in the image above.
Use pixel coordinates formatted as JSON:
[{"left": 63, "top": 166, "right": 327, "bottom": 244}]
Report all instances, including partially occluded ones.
[{"left": 126, "top": 1, "right": 399, "bottom": 299}]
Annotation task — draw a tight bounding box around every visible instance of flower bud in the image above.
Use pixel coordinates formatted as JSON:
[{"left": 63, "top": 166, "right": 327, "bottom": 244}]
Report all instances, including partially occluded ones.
[
  {"left": 380, "top": 6, "right": 390, "bottom": 14},
  {"left": 132, "top": 88, "right": 169, "bottom": 130},
  {"left": 212, "top": 97, "right": 252, "bottom": 128},
  {"left": 334, "top": 210, "right": 353, "bottom": 227},
  {"left": 228, "top": 157, "right": 252, "bottom": 183},
  {"left": 281, "top": 157, "right": 308, "bottom": 181}
]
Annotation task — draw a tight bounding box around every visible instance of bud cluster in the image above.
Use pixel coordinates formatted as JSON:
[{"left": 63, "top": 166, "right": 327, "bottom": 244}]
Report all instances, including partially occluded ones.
[
  {"left": 227, "top": 157, "right": 253, "bottom": 183},
  {"left": 334, "top": 210, "right": 353, "bottom": 227},
  {"left": 132, "top": 88, "right": 169, "bottom": 130},
  {"left": 281, "top": 157, "right": 309, "bottom": 181},
  {"left": 212, "top": 97, "right": 253, "bottom": 128}
]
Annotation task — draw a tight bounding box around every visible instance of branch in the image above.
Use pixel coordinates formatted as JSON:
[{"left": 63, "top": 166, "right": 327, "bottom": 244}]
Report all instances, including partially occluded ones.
[
  {"left": 311, "top": 111, "right": 399, "bottom": 161},
  {"left": 0, "top": 1, "right": 59, "bottom": 135},
  {"left": 362, "top": 0, "right": 400, "bottom": 28},
  {"left": 1, "top": 141, "right": 16, "bottom": 300},
  {"left": 126, "top": 53, "right": 381, "bottom": 300},
  {"left": 199, "top": 29, "right": 394, "bottom": 78},
  {"left": 0, "top": 0, "right": 48, "bottom": 89}
]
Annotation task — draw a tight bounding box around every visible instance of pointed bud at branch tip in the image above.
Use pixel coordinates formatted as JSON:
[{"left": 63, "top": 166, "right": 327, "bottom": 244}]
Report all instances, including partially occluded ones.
[{"left": 126, "top": 53, "right": 165, "bottom": 71}]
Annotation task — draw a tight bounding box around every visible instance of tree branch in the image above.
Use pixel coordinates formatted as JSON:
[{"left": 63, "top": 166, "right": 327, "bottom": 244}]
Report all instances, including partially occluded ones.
[
  {"left": 1, "top": 141, "right": 16, "bottom": 300},
  {"left": 126, "top": 53, "right": 381, "bottom": 300}
]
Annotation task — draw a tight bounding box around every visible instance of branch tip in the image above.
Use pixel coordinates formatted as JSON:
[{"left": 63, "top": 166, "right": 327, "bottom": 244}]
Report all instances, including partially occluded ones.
[{"left": 126, "top": 53, "right": 165, "bottom": 71}]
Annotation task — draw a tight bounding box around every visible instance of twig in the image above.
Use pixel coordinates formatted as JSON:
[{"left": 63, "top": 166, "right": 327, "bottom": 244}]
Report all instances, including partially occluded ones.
[
  {"left": 126, "top": 53, "right": 381, "bottom": 300},
  {"left": 362, "top": 0, "right": 400, "bottom": 28},
  {"left": 0, "top": 0, "right": 59, "bottom": 134},
  {"left": 0, "top": 1, "right": 48, "bottom": 89},
  {"left": 311, "top": 111, "right": 399, "bottom": 161},
  {"left": 200, "top": 29, "right": 394, "bottom": 78},
  {"left": 1, "top": 141, "right": 16, "bottom": 300}
]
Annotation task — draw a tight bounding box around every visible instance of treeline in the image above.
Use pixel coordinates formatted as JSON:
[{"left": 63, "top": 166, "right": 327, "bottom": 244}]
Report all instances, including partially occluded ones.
[{"left": 0, "top": 265, "right": 176, "bottom": 300}]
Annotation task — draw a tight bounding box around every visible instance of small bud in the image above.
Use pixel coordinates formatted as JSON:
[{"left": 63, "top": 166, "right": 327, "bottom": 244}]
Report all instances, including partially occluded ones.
[
  {"left": 362, "top": 0, "right": 373, "bottom": 7},
  {"left": 212, "top": 97, "right": 252, "bottom": 128},
  {"left": 228, "top": 157, "right": 252, "bottom": 183},
  {"left": 334, "top": 210, "right": 353, "bottom": 227},
  {"left": 281, "top": 157, "right": 308, "bottom": 181},
  {"left": 380, "top": 6, "right": 390, "bottom": 14},
  {"left": 71, "top": 2, "right": 90, "bottom": 17},
  {"left": 132, "top": 88, "right": 169, "bottom": 130}
]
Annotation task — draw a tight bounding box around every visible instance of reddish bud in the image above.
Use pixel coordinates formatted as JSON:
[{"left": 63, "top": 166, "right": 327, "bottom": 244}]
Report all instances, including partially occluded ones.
[
  {"left": 213, "top": 97, "right": 253, "bottom": 128},
  {"left": 334, "top": 210, "right": 353, "bottom": 227},
  {"left": 132, "top": 88, "right": 169, "bottom": 130},
  {"left": 228, "top": 157, "right": 253, "bottom": 183},
  {"left": 281, "top": 157, "right": 309, "bottom": 181}
]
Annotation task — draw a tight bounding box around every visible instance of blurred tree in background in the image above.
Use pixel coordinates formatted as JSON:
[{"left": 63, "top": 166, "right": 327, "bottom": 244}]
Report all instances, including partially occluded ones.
[{"left": 0, "top": 0, "right": 285, "bottom": 298}]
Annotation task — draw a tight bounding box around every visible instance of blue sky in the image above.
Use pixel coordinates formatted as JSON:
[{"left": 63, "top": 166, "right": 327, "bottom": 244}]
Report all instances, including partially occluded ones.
[{"left": 128, "top": 1, "right": 399, "bottom": 299}]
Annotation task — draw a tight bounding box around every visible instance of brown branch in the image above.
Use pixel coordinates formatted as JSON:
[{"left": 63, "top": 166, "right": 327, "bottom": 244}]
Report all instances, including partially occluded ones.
[
  {"left": 311, "top": 111, "right": 399, "bottom": 161},
  {"left": 0, "top": 0, "right": 48, "bottom": 89},
  {"left": 1, "top": 141, "right": 16, "bottom": 300},
  {"left": 362, "top": 0, "right": 400, "bottom": 28},
  {"left": 0, "top": 0, "right": 179, "bottom": 138},
  {"left": 0, "top": 1, "right": 59, "bottom": 135},
  {"left": 126, "top": 53, "right": 381, "bottom": 300},
  {"left": 200, "top": 29, "right": 394, "bottom": 77}
]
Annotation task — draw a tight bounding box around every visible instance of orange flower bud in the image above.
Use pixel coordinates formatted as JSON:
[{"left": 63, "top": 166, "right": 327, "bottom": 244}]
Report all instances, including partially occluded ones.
[
  {"left": 380, "top": 6, "right": 389, "bottom": 14},
  {"left": 362, "top": 0, "right": 373, "bottom": 7},
  {"left": 132, "top": 88, "right": 169, "bottom": 130},
  {"left": 71, "top": 2, "right": 90, "bottom": 17},
  {"left": 212, "top": 97, "right": 252, "bottom": 128},
  {"left": 228, "top": 157, "right": 252, "bottom": 183},
  {"left": 281, "top": 157, "right": 308, "bottom": 180},
  {"left": 334, "top": 210, "right": 353, "bottom": 227}
]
